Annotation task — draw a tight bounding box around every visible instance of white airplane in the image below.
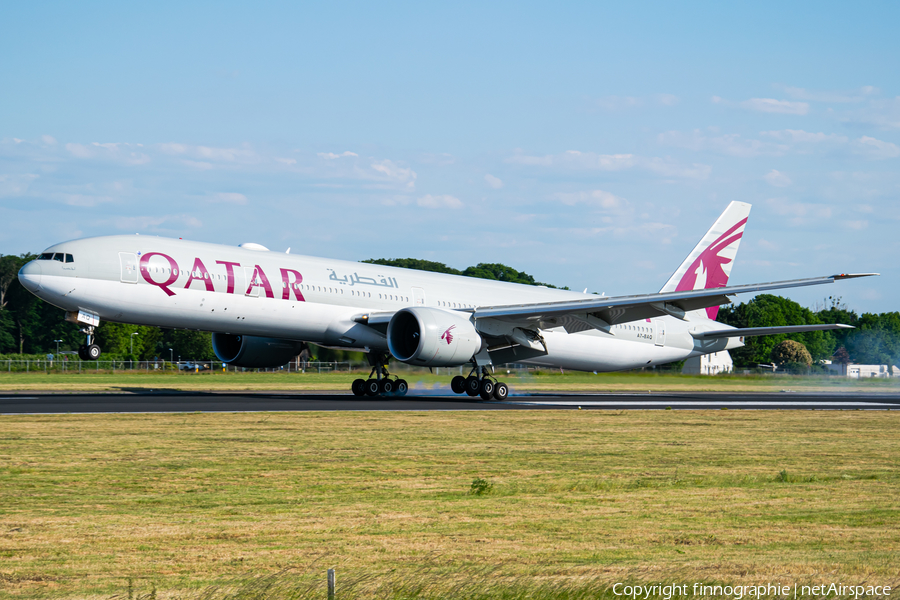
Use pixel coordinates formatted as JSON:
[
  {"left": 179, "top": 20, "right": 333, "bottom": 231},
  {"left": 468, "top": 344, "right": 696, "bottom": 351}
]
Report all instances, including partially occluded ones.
[{"left": 17, "top": 201, "right": 873, "bottom": 399}]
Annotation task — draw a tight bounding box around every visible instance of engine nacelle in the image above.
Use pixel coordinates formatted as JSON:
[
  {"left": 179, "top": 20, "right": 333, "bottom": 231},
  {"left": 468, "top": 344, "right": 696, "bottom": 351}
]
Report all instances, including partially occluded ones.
[
  {"left": 387, "top": 307, "right": 483, "bottom": 367},
  {"left": 212, "top": 333, "right": 305, "bottom": 368}
]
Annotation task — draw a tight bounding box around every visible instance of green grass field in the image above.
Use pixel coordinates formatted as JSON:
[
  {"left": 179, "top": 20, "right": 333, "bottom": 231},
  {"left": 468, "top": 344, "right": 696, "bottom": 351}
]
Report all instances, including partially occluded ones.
[
  {"left": 0, "top": 369, "right": 898, "bottom": 393},
  {"left": 1, "top": 410, "right": 898, "bottom": 599}
]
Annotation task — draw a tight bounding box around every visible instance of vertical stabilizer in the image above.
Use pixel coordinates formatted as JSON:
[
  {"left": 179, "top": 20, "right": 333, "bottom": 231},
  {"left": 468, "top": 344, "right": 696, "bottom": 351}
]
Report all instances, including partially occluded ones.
[{"left": 659, "top": 201, "right": 751, "bottom": 320}]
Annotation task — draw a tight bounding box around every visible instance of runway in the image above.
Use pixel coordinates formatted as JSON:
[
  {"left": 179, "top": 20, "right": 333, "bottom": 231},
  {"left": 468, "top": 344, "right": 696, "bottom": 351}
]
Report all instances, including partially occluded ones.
[{"left": 2, "top": 390, "right": 899, "bottom": 413}]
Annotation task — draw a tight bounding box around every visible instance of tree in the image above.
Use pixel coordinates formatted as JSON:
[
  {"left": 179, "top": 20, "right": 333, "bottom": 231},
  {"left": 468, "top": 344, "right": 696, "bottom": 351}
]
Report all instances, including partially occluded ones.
[
  {"left": 0, "top": 254, "right": 34, "bottom": 311},
  {"left": 771, "top": 339, "right": 812, "bottom": 369},
  {"left": 845, "top": 312, "right": 900, "bottom": 367},
  {"left": 364, "top": 258, "right": 562, "bottom": 288},
  {"left": 362, "top": 258, "right": 462, "bottom": 275}
]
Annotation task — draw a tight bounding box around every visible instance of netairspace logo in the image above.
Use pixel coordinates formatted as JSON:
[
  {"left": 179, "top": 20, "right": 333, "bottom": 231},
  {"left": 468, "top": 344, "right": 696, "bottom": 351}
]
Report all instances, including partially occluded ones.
[{"left": 612, "top": 582, "right": 893, "bottom": 600}]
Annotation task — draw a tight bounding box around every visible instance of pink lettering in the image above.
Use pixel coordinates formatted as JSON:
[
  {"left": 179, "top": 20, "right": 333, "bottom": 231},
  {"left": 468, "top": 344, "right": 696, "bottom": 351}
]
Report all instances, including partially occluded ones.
[
  {"left": 280, "top": 268, "right": 306, "bottom": 301},
  {"left": 216, "top": 261, "right": 241, "bottom": 294},
  {"left": 185, "top": 257, "right": 215, "bottom": 292},
  {"left": 246, "top": 264, "right": 275, "bottom": 298},
  {"left": 140, "top": 252, "right": 179, "bottom": 297}
]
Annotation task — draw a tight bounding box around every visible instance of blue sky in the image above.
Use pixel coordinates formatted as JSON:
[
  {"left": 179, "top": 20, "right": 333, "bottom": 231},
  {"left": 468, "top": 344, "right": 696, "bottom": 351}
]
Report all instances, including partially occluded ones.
[{"left": 2, "top": 1, "right": 898, "bottom": 312}]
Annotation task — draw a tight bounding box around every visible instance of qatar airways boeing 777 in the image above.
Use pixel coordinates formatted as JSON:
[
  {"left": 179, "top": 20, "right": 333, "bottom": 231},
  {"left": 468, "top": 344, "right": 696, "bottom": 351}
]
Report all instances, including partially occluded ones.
[{"left": 17, "top": 202, "right": 874, "bottom": 399}]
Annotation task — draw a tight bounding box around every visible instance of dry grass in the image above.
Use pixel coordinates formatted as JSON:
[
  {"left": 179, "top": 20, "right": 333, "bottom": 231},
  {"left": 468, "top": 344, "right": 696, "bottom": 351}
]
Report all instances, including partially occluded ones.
[{"left": 0, "top": 411, "right": 898, "bottom": 599}]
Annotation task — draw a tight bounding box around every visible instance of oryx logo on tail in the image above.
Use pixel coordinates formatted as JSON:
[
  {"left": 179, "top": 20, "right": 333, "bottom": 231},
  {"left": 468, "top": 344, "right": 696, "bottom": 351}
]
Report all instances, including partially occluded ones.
[{"left": 658, "top": 201, "right": 751, "bottom": 320}]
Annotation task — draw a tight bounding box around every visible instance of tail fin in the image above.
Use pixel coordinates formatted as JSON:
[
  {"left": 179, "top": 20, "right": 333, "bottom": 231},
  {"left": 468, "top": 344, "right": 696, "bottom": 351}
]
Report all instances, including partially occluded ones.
[{"left": 659, "top": 201, "right": 751, "bottom": 320}]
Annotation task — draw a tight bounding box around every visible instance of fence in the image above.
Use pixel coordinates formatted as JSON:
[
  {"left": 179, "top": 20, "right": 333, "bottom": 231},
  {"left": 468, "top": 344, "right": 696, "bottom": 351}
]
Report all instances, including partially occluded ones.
[{"left": 0, "top": 360, "right": 353, "bottom": 374}]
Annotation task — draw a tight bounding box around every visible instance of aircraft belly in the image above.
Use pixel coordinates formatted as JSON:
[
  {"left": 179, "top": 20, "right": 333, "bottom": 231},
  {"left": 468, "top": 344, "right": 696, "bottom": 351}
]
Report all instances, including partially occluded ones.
[{"left": 523, "top": 330, "right": 691, "bottom": 372}]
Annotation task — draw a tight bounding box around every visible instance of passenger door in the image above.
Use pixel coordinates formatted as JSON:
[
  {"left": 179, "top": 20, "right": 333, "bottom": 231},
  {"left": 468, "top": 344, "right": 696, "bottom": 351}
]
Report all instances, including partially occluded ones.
[{"left": 119, "top": 252, "right": 138, "bottom": 283}]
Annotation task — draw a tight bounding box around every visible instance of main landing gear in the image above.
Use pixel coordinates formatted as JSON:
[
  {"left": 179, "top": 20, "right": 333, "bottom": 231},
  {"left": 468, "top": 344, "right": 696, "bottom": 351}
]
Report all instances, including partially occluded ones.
[
  {"left": 450, "top": 366, "right": 509, "bottom": 401},
  {"left": 77, "top": 325, "right": 101, "bottom": 361},
  {"left": 351, "top": 352, "right": 408, "bottom": 397}
]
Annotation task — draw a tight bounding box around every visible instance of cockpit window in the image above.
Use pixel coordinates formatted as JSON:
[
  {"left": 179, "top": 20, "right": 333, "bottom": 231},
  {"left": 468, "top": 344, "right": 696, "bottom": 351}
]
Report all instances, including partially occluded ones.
[
  {"left": 39, "top": 253, "right": 53, "bottom": 260},
  {"left": 53, "top": 253, "right": 64, "bottom": 262},
  {"left": 65, "top": 254, "right": 74, "bottom": 263}
]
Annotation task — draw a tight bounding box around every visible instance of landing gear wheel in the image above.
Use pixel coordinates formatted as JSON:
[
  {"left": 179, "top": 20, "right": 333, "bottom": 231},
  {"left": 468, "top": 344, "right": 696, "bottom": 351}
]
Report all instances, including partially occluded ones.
[
  {"left": 365, "top": 379, "right": 380, "bottom": 396},
  {"left": 479, "top": 379, "right": 495, "bottom": 400},
  {"left": 86, "top": 344, "right": 101, "bottom": 360},
  {"left": 451, "top": 375, "right": 466, "bottom": 394},
  {"left": 381, "top": 379, "right": 395, "bottom": 395},
  {"left": 78, "top": 345, "right": 88, "bottom": 361},
  {"left": 493, "top": 382, "right": 509, "bottom": 400},
  {"left": 351, "top": 379, "right": 366, "bottom": 396},
  {"left": 395, "top": 379, "right": 408, "bottom": 396},
  {"left": 465, "top": 376, "right": 480, "bottom": 397}
]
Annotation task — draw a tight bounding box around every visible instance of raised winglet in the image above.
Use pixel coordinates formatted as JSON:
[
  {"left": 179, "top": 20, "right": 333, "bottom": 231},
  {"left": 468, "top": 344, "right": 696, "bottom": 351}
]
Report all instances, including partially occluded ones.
[{"left": 831, "top": 273, "right": 879, "bottom": 280}]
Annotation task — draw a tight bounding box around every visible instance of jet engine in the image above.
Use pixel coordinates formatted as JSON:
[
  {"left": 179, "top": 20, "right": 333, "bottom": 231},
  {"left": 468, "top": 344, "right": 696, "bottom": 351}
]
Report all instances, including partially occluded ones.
[
  {"left": 212, "top": 333, "right": 305, "bottom": 368},
  {"left": 387, "top": 307, "right": 482, "bottom": 367}
]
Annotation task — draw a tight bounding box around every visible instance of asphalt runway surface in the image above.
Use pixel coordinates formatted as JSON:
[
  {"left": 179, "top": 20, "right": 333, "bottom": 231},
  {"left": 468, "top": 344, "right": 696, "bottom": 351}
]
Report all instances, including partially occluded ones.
[{"left": 2, "top": 390, "right": 899, "bottom": 413}]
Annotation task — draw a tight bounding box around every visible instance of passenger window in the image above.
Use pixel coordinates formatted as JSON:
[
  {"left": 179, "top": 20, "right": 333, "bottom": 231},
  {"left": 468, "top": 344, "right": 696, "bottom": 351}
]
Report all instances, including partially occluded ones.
[{"left": 39, "top": 253, "right": 53, "bottom": 260}]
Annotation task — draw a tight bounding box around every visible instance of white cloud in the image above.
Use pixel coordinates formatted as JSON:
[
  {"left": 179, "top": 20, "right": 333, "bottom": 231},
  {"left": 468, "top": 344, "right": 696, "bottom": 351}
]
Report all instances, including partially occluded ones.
[
  {"left": 61, "top": 193, "right": 116, "bottom": 207},
  {"left": 209, "top": 192, "right": 248, "bottom": 204},
  {"left": 0, "top": 173, "right": 38, "bottom": 197},
  {"left": 113, "top": 214, "right": 203, "bottom": 231},
  {"left": 182, "top": 160, "right": 215, "bottom": 170},
  {"left": 844, "top": 96, "right": 900, "bottom": 130},
  {"left": 552, "top": 189, "right": 626, "bottom": 209},
  {"left": 317, "top": 151, "right": 358, "bottom": 160},
  {"left": 416, "top": 194, "right": 463, "bottom": 209},
  {"left": 65, "top": 143, "right": 94, "bottom": 158},
  {"left": 371, "top": 159, "right": 417, "bottom": 189},
  {"left": 41, "top": 135, "right": 57, "bottom": 145},
  {"left": 63, "top": 141, "right": 150, "bottom": 164},
  {"left": 506, "top": 150, "right": 709, "bottom": 179},
  {"left": 275, "top": 157, "right": 297, "bottom": 165},
  {"left": 764, "top": 170, "right": 792, "bottom": 187},
  {"left": 158, "top": 142, "right": 256, "bottom": 164},
  {"left": 484, "top": 174, "right": 503, "bottom": 189},
  {"left": 760, "top": 129, "right": 848, "bottom": 144},
  {"left": 740, "top": 98, "right": 809, "bottom": 115},
  {"left": 596, "top": 96, "right": 642, "bottom": 110},
  {"left": 659, "top": 130, "right": 785, "bottom": 158},
  {"left": 595, "top": 94, "right": 678, "bottom": 110},
  {"left": 766, "top": 198, "right": 832, "bottom": 224},
  {"left": 844, "top": 220, "right": 868, "bottom": 230},
  {"left": 852, "top": 136, "right": 900, "bottom": 159},
  {"left": 781, "top": 85, "right": 877, "bottom": 103}
]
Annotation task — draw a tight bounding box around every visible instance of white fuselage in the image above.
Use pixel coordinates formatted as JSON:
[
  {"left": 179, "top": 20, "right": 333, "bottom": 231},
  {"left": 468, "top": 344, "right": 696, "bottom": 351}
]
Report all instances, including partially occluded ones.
[{"left": 19, "top": 235, "right": 737, "bottom": 371}]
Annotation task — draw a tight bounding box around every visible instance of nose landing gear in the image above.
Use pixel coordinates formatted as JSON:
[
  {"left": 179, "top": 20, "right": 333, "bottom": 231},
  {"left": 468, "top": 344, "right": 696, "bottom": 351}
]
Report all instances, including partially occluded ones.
[
  {"left": 351, "top": 352, "right": 408, "bottom": 397},
  {"left": 77, "top": 326, "right": 101, "bottom": 361}
]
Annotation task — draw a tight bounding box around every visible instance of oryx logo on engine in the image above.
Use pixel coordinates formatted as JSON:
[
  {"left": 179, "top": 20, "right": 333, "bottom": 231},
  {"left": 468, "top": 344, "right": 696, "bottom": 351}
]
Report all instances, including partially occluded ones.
[{"left": 441, "top": 325, "right": 456, "bottom": 344}]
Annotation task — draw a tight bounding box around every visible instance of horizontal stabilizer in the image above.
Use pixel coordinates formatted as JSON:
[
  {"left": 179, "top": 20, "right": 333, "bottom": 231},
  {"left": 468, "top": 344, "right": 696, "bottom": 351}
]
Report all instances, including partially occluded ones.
[{"left": 691, "top": 324, "right": 854, "bottom": 340}]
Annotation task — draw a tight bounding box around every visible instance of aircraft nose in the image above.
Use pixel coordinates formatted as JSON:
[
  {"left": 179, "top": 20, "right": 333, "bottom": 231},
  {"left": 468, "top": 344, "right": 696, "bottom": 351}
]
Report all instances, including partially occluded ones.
[{"left": 18, "top": 260, "right": 42, "bottom": 293}]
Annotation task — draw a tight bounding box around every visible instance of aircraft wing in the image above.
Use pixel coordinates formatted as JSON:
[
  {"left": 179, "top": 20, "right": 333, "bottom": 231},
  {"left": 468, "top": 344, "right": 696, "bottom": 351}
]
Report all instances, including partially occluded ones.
[
  {"left": 691, "top": 324, "right": 854, "bottom": 339},
  {"left": 472, "top": 273, "right": 877, "bottom": 330}
]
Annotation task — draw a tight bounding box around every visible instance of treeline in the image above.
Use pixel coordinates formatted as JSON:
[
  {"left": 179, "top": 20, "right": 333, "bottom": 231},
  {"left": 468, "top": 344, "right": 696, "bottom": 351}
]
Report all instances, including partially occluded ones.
[
  {"left": 362, "top": 258, "right": 566, "bottom": 288},
  {"left": 719, "top": 295, "right": 900, "bottom": 368},
  {"left": 2, "top": 252, "right": 897, "bottom": 367}
]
